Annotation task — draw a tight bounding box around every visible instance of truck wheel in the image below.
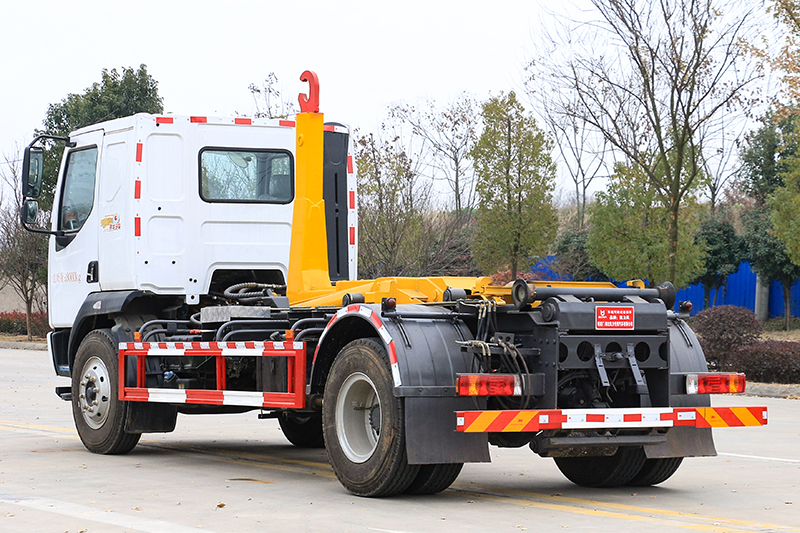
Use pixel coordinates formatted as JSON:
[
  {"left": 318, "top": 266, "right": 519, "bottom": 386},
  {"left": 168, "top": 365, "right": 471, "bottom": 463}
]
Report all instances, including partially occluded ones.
[
  {"left": 322, "top": 338, "right": 420, "bottom": 497},
  {"left": 404, "top": 463, "right": 463, "bottom": 495},
  {"left": 278, "top": 412, "right": 325, "bottom": 448},
  {"left": 72, "top": 329, "right": 140, "bottom": 454},
  {"left": 554, "top": 447, "right": 647, "bottom": 487},
  {"left": 627, "top": 457, "right": 683, "bottom": 486}
]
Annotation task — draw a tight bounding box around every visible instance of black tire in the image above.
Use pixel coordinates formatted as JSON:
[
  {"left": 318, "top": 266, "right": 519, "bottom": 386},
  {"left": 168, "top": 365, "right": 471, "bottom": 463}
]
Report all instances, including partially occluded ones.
[
  {"left": 627, "top": 457, "right": 683, "bottom": 486},
  {"left": 322, "top": 338, "right": 420, "bottom": 497},
  {"left": 278, "top": 412, "right": 325, "bottom": 448},
  {"left": 71, "top": 329, "right": 140, "bottom": 455},
  {"left": 554, "top": 447, "right": 647, "bottom": 488},
  {"left": 404, "top": 463, "right": 463, "bottom": 495}
]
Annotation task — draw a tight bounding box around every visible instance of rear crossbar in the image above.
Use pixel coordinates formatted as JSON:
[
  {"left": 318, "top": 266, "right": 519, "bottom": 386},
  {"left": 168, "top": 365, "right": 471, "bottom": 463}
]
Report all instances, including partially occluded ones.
[
  {"left": 118, "top": 341, "right": 307, "bottom": 409},
  {"left": 456, "top": 406, "right": 768, "bottom": 432}
]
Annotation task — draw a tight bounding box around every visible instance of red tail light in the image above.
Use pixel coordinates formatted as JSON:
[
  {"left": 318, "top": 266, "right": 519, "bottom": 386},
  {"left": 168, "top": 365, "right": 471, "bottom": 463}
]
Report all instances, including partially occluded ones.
[
  {"left": 686, "top": 373, "right": 746, "bottom": 394},
  {"left": 457, "top": 374, "right": 521, "bottom": 396}
]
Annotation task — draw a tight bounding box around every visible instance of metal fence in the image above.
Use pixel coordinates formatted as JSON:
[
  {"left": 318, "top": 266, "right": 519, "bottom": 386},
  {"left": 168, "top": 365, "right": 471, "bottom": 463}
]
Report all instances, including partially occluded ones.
[{"left": 531, "top": 258, "right": 797, "bottom": 319}]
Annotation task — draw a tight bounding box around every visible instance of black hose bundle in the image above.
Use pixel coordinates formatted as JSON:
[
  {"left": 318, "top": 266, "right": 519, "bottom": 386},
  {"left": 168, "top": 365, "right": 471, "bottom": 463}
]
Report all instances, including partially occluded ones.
[{"left": 223, "top": 282, "right": 286, "bottom": 304}]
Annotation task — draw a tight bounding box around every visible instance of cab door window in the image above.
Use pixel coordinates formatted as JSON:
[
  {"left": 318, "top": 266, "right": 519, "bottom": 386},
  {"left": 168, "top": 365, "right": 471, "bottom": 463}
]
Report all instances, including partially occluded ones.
[{"left": 58, "top": 147, "right": 98, "bottom": 231}]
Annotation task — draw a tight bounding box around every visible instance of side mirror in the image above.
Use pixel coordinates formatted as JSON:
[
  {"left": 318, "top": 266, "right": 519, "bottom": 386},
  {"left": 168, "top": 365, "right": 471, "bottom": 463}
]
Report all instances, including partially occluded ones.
[
  {"left": 22, "top": 199, "right": 39, "bottom": 225},
  {"left": 22, "top": 146, "right": 44, "bottom": 198}
]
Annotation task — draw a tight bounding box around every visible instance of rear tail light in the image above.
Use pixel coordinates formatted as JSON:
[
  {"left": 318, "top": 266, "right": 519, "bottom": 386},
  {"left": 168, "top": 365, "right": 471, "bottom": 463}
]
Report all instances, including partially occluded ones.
[
  {"left": 686, "top": 373, "right": 746, "bottom": 394},
  {"left": 457, "top": 374, "right": 522, "bottom": 396}
]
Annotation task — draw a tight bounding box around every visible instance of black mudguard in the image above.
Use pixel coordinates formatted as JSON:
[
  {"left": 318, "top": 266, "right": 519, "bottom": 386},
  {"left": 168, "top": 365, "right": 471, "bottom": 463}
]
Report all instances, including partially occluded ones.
[
  {"left": 382, "top": 305, "right": 490, "bottom": 464},
  {"left": 645, "top": 317, "right": 716, "bottom": 459}
]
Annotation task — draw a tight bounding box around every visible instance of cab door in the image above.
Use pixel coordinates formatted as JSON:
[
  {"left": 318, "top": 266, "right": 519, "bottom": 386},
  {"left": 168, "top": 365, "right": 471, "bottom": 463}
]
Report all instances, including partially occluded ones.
[{"left": 48, "top": 129, "right": 103, "bottom": 328}]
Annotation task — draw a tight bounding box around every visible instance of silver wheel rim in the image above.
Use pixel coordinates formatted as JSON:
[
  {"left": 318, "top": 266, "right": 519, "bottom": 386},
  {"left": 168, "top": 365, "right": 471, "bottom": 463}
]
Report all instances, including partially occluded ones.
[
  {"left": 336, "top": 372, "right": 381, "bottom": 463},
  {"left": 77, "top": 355, "right": 112, "bottom": 429}
]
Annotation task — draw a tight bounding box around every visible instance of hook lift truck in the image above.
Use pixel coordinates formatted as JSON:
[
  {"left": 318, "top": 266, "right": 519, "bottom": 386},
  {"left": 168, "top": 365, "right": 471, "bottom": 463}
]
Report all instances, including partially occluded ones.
[{"left": 21, "top": 71, "right": 767, "bottom": 497}]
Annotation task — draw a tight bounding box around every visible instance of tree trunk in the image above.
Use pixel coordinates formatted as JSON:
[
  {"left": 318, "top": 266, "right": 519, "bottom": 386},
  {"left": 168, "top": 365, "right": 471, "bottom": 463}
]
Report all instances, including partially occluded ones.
[
  {"left": 783, "top": 283, "right": 792, "bottom": 331},
  {"left": 25, "top": 299, "right": 33, "bottom": 341},
  {"left": 667, "top": 200, "right": 680, "bottom": 283},
  {"left": 703, "top": 285, "right": 710, "bottom": 310}
]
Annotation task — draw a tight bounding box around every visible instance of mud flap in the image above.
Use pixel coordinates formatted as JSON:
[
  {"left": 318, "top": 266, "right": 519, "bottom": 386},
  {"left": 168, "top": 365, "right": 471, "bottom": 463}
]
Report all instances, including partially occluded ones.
[
  {"left": 125, "top": 402, "right": 178, "bottom": 434},
  {"left": 404, "top": 397, "right": 490, "bottom": 464},
  {"left": 645, "top": 427, "right": 716, "bottom": 458}
]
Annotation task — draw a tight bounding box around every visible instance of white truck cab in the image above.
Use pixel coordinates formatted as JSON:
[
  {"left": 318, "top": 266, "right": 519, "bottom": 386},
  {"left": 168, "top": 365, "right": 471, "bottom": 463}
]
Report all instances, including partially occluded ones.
[{"left": 24, "top": 113, "right": 355, "bottom": 372}]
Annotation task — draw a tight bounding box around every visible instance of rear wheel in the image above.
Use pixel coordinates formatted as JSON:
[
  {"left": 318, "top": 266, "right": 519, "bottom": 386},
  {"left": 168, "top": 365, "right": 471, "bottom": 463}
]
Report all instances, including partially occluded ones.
[
  {"left": 72, "top": 329, "right": 140, "bottom": 454},
  {"left": 554, "top": 447, "right": 647, "bottom": 487},
  {"left": 322, "top": 338, "right": 419, "bottom": 497},
  {"left": 278, "top": 412, "right": 325, "bottom": 448},
  {"left": 627, "top": 457, "right": 683, "bottom": 486},
  {"left": 404, "top": 463, "right": 463, "bottom": 495}
]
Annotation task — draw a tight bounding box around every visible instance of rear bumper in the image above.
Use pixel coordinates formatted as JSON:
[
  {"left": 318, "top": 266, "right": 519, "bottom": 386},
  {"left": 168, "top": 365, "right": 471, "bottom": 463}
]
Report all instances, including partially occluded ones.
[{"left": 456, "top": 406, "right": 768, "bottom": 433}]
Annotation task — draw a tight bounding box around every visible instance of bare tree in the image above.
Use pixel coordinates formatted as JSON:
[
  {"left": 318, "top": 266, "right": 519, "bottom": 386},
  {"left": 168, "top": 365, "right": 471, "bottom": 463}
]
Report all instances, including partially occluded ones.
[
  {"left": 532, "top": 0, "right": 762, "bottom": 282},
  {"left": 0, "top": 150, "right": 49, "bottom": 340},
  {"left": 390, "top": 94, "right": 478, "bottom": 215},
  {"left": 249, "top": 72, "right": 298, "bottom": 119}
]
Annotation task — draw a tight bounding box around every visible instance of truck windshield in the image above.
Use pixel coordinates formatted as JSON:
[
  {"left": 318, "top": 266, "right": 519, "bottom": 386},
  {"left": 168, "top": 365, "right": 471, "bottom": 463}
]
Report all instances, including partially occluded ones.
[
  {"left": 59, "top": 147, "right": 98, "bottom": 231},
  {"left": 200, "top": 149, "right": 293, "bottom": 203}
]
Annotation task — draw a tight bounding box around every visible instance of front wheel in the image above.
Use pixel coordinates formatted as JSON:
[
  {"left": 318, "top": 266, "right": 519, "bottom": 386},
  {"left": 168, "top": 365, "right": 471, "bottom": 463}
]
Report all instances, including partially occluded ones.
[
  {"left": 322, "top": 338, "right": 419, "bottom": 497},
  {"left": 72, "top": 329, "right": 140, "bottom": 454}
]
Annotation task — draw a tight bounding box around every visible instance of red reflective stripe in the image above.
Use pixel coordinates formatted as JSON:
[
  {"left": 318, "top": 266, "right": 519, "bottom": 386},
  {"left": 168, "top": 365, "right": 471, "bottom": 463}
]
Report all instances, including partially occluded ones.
[
  {"left": 279, "top": 120, "right": 295, "bottom": 127},
  {"left": 235, "top": 118, "right": 252, "bottom": 125},
  {"left": 586, "top": 413, "right": 605, "bottom": 423},
  {"left": 185, "top": 390, "right": 224, "bottom": 405},
  {"left": 134, "top": 180, "right": 141, "bottom": 199},
  {"left": 190, "top": 116, "right": 207, "bottom": 123},
  {"left": 370, "top": 312, "right": 383, "bottom": 330},
  {"left": 134, "top": 217, "right": 141, "bottom": 237},
  {"left": 156, "top": 117, "right": 173, "bottom": 124},
  {"left": 624, "top": 413, "right": 642, "bottom": 422},
  {"left": 388, "top": 340, "right": 398, "bottom": 365},
  {"left": 135, "top": 143, "right": 143, "bottom": 162},
  {"left": 324, "top": 124, "right": 335, "bottom": 132},
  {"left": 347, "top": 155, "right": 353, "bottom": 174},
  {"left": 349, "top": 226, "right": 355, "bottom": 245},
  {"left": 349, "top": 190, "right": 355, "bottom": 209}
]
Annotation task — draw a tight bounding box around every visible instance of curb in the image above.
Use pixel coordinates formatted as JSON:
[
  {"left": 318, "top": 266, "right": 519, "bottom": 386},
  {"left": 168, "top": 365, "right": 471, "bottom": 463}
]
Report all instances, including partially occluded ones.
[
  {"left": 738, "top": 382, "right": 800, "bottom": 400},
  {"left": 0, "top": 341, "right": 47, "bottom": 351},
  {"left": 1, "top": 341, "right": 798, "bottom": 399}
]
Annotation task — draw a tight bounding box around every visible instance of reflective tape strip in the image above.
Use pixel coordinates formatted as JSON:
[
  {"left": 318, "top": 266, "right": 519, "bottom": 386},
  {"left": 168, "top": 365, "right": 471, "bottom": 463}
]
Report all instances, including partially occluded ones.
[
  {"left": 125, "top": 388, "right": 273, "bottom": 407},
  {"left": 119, "top": 341, "right": 299, "bottom": 354},
  {"left": 235, "top": 118, "right": 252, "bottom": 125},
  {"left": 147, "top": 389, "right": 186, "bottom": 403},
  {"left": 135, "top": 143, "right": 143, "bottom": 162},
  {"left": 695, "top": 407, "right": 767, "bottom": 428},
  {"left": 456, "top": 407, "right": 769, "bottom": 432}
]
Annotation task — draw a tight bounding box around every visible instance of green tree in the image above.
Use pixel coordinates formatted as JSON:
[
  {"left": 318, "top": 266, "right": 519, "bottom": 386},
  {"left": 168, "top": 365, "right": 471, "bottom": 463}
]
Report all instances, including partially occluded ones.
[
  {"left": 470, "top": 92, "right": 557, "bottom": 277},
  {"left": 691, "top": 214, "right": 746, "bottom": 308},
  {"left": 550, "top": 227, "right": 608, "bottom": 282},
  {"left": 587, "top": 162, "right": 705, "bottom": 288},
  {"left": 738, "top": 110, "right": 797, "bottom": 202},
  {"left": 38, "top": 65, "right": 163, "bottom": 206},
  {"left": 768, "top": 112, "right": 800, "bottom": 264},
  {"left": 743, "top": 206, "right": 800, "bottom": 330}
]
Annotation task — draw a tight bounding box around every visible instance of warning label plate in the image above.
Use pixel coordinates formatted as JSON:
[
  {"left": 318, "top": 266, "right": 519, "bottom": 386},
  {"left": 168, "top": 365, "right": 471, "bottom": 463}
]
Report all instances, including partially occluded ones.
[{"left": 596, "top": 306, "right": 635, "bottom": 330}]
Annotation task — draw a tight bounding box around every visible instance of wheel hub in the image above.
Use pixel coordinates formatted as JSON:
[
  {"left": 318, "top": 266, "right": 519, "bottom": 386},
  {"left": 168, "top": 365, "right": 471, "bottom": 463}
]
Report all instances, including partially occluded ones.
[
  {"left": 336, "top": 372, "right": 381, "bottom": 464},
  {"left": 77, "top": 356, "right": 112, "bottom": 429}
]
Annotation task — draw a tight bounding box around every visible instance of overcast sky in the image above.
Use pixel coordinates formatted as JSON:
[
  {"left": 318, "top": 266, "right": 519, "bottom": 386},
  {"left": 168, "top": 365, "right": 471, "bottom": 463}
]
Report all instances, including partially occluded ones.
[{"left": 1, "top": 1, "right": 590, "bottom": 164}]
